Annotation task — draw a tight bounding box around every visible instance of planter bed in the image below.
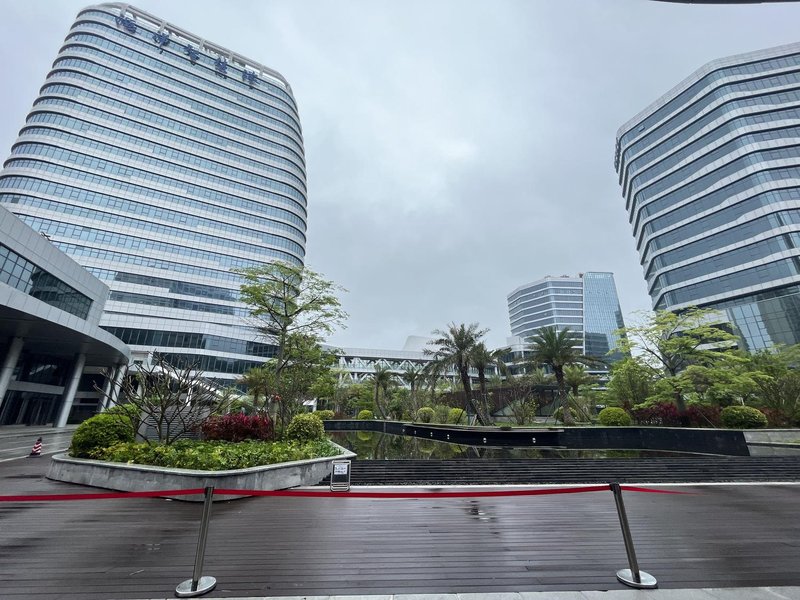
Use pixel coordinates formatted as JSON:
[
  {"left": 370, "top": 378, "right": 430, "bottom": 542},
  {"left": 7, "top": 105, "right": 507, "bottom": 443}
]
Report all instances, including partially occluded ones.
[{"left": 47, "top": 442, "right": 355, "bottom": 501}]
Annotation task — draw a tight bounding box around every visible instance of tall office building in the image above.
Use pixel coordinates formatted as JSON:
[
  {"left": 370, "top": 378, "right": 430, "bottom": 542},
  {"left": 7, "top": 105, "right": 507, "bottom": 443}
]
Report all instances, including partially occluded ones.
[
  {"left": 506, "top": 272, "right": 626, "bottom": 365},
  {"left": 616, "top": 42, "right": 800, "bottom": 351},
  {"left": 0, "top": 4, "right": 307, "bottom": 380}
]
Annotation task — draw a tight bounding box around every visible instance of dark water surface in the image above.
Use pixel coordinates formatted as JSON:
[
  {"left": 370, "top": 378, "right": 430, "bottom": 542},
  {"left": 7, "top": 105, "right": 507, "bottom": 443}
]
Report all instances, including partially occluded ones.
[{"left": 327, "top": 430, "right": 706, "bottom": 460}]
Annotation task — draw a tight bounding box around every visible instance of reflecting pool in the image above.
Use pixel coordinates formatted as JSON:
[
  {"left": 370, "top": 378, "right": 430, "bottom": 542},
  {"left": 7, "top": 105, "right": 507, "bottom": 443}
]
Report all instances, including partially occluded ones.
[{"left": 327, "top": 431, "right": 706, "bottom": 460}]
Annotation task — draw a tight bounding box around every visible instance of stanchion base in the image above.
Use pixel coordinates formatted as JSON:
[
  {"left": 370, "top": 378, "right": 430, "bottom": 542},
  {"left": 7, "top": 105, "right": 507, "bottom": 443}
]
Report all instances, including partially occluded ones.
[
  {"left": 616, "top": 569, "right": 657, "bottom": 589},
  {"left": 175, "top": 576, "right": 217, "bottom": 597}
]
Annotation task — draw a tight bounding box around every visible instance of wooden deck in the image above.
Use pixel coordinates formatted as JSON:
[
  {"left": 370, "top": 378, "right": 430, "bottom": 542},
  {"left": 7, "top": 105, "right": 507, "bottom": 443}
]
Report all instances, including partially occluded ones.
[{"left": 1, "top": 456, "right": 799, "bottom": 599}]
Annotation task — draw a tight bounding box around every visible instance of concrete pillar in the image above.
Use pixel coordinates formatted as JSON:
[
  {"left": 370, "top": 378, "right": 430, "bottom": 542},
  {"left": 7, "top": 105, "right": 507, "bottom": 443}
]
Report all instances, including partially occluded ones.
[
  {"left": 104, "top": 363, "right": 126, "bottom": 410},
  {"left": 56, "top": 353, "right": 86, "bottom": 428},
  {"left": 0, "top": 337, "right": 24, "bottom": 416}
]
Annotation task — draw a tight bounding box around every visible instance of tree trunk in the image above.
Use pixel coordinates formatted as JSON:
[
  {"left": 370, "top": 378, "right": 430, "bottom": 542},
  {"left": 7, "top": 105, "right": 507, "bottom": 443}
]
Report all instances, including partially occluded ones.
[
  {"left": 374, "top": 381, "right": 386, "bottom": 419},
  {"left": 478, "top": 369, "right": 492, "bottom": 424},
  {"left": 460, "top": 367, "right": 487, "bottom": 425},
  {"left": 555, "top": 366, "right": 573, "bottom": 425}
]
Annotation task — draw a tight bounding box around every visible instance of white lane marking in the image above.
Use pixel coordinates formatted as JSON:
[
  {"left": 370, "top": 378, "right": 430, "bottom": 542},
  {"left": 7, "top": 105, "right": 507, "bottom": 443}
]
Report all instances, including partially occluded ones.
[{"left": 0, "top": 448, "right": 68, "bottom": 463}]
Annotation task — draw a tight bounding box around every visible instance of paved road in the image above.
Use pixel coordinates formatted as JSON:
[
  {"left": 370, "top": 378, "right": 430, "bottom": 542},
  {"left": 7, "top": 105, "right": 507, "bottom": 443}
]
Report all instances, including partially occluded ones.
[
  {"left": 0, "top": 425, "right": 74, "bottom": 462},
  {"left": 1, "top": 454, "right": 799, "bottom": 599}
]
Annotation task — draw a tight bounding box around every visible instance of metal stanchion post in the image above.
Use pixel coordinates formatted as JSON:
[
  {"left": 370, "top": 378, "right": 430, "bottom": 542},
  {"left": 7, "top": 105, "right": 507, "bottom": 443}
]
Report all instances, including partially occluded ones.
[
  {"left": 610, "top": 482, "right": 657, "bottom": 589},
  {"left": 175, "top": 486, "right": 217, "bottom": 598}
]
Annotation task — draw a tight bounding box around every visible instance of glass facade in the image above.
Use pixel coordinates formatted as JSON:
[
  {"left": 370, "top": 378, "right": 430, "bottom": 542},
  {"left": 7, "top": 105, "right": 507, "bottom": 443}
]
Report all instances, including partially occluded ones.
[
  {"left": 0, "top": 5, "right": 302, "bottom": 379},
  {"left": 0, "top": 242, "right": 92, "bottom": 319},
  {"left": 616, "top": 42, "right": 800, "bottom": 350},
  {"left": 506, "top": 273, "right": 626, "bottom": 365}
]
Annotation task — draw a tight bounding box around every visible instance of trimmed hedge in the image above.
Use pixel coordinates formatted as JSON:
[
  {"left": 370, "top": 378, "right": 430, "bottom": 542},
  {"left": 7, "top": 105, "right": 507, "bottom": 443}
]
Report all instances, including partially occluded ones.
[
  {"left": 447, "top": 408, "right": 467, "bottom": 424},
  {"left": 416, "top": 407, "right": 434, "bottom": 423},
  {"left": 721, "top": 406, "right": 768, "bottom": 429},
  {"left": 285, "top": 412, "right": 325, "bottom": 442},
  {"left": 315, "top": 410, "right": 335, "bottom": 420},
  {"left": 70, "top": 412, "right": 134, "bottom": 458},
  {"left": 357, "top": 409, "right": 374, "bottom": 420},
  {"left": 598, "top": 407, "right": 632, "bottom": 426}
]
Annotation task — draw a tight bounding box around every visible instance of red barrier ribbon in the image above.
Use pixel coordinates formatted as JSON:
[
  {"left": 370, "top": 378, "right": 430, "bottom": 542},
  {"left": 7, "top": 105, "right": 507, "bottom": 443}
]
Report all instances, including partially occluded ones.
[
  {"left": 0, "top": 488, "right": 205, "bottom": 502},
  {"left": 0, "top": 484, "right": 692, "bottom": 503}
]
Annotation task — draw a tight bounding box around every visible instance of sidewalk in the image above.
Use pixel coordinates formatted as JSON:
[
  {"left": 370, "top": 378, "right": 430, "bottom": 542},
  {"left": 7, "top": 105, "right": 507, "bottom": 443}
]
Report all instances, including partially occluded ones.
[{"left": 137, "top": 588, "right": 800, "bottom": 599}]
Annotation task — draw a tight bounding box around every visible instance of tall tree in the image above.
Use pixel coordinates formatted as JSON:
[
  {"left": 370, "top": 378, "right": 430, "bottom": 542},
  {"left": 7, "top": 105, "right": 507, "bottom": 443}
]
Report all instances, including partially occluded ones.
[
  {"left": 425, "top": 322, "right": 489, "bottom": 425},
  {"left": 527, "top": 326, "right": 599, "bottom": 425},
  {"left": 470, "top": 342, "right": 509, "bottom": 422},
  {"left": 615, "top": 308, "right": 739, "bottom": 411},
  {"left": 370, "top": 365, "right": 395, "bottom": 419},
  {"left": 236, "top": 261, "right": 348, "bottom": 391}
]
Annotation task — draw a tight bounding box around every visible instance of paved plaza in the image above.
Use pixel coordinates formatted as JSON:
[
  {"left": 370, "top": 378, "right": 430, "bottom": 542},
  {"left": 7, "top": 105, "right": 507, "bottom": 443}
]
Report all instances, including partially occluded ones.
[{"left": 1, "top": 432, "right": 799, "bottom": 600}]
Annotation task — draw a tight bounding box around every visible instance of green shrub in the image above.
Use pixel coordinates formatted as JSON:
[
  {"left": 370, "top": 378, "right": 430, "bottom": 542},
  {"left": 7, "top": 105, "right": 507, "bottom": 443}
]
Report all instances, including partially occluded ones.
[
  {"left": 447, "top": 407, "right": 467, "bottom": 424},
  {"left": 721, "top": 406, "right": 768, "bottom": 429},
  {"left": 598, "top": 407, "right": 632, "bottom": 426},
  {"left": 70, "top": 412, "right": 134, "bottom": 458},
  {"left": 498, "top": 424, "right": 513, "bottom": 431},
  {"left": 285, "top": 412, "right": 325, "bottom": 442},
  {"left": 357, "top": 409, "right": 374, "bottom": 420},
  {"left": 433, "top": 404, "right": 450, "bottom": 424},
  {"left": 315, "top": 410, "right": 335, "bottom": 420},
  {"left": 552, "top": 407, "right": 579, "bottom": 424},
  {"left": 96, "top": 439, "right": 340, "bottom": 470},
  {"left": 416, "top": 407, "right": 434, "bottom": 423}
]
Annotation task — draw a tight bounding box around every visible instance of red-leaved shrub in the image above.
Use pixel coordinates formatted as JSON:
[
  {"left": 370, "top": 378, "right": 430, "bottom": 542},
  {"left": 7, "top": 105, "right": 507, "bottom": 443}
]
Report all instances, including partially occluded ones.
[
  {"left": 761, "top": 408, "right": 792, "bottom": 428},
  {"left": 631, "top": 402, "right": 722, "bottom": 427},
  {"left": 200, "top": 413, "right": 274, "bottom": 442},
  {"left": 631, "top": 402, "right": 681, "bottom": 426}
]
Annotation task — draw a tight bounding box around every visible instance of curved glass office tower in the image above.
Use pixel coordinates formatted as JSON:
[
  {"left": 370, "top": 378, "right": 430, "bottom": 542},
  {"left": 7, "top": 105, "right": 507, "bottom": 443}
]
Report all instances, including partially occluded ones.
[
  {"left": 616, "top": 42, "right": 800, "bottom": 350},
  {"left": 0, "top": 4, "right": 307, "bottom": 380},
  {"left": 507, "top": 272, "right": 626, "bottom": 365}
]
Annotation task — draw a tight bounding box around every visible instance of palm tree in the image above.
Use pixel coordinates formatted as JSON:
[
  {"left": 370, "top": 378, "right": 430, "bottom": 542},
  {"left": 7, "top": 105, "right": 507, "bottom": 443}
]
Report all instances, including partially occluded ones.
[
  {"left": 370, "top": 364, "right": 395, "bottom": 420},
  {"left": 237, "top": 365, "right": 272, "bottom": 413},
  {"left": 563, "top": 364, "right": 596, "bottom": 396},
  {"left": 401, "top": 365, "right": 424, "bottom": 412},
  {"left": 527, "top": 326, "right": 599, "bottom": 426},
  {"left": 470, "top": 342, "right": 509, "bottom": 422},
  {"left": 425, "top": 322, "right": 489, "bottom": 425}
]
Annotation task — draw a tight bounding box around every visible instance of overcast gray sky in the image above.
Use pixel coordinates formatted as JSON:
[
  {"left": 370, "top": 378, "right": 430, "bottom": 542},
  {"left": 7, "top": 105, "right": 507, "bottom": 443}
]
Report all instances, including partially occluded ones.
[{"left": 0, "top": 0, "right": 798, "bottom": 350}]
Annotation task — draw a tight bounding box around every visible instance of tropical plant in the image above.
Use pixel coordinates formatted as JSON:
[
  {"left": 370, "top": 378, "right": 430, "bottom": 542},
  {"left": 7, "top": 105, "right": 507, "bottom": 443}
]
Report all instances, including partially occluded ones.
[
  {"left": 425, "top": 322, "right": 490, "bottom": 424},
  {"left": 563, "top": 365, "right": 597, "bottom": 396},
  {"left": 401, "top": 365, "right": 425, "bottom": 412},
  {"left": 237, "top": 365, "right": 272, "bottom": 413},
  {"left": 526, "top": 326, "right": 601, "bottom": 425},
  {"left": 369, "top": 364, "right": 396, "bottom": 419},
  {"left": 200, "top": 413, "right": 274, "bottom": 442}
]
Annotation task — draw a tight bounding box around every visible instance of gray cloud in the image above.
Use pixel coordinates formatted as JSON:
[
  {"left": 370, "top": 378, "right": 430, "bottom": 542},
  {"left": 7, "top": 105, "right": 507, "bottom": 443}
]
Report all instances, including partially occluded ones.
[{"left": 1, "top": 0, "right": 798, "bottom": 349}]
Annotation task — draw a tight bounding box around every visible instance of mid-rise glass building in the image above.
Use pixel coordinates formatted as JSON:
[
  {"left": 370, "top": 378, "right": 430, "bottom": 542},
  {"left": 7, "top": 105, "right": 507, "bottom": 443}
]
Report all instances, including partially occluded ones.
[
  {"left": 0, "top": 4, "right": 307, "bottom": 380},
  {"left": 616, "top": 42, "right": 800, "bottom": 351},
  {"left": 506, "top": 272, "right": 626, "bottom": 365}
]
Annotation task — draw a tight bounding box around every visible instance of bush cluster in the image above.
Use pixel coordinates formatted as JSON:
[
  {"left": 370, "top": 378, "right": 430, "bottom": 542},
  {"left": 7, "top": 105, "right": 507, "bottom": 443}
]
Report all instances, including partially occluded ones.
[
  {"left": 285, "top": 412, "right": 325, "bottom": 442},
  {"left": 96, "top": 439, "right": 340, "bottom": 470},
  {"left": 315, "top": 410, "right": 335, "bottom": 420},
  {"left": 416, "top": 407, "right": 434, "bottom": 423},
  {"left": 433, "top": 404, "right": 451, "bottom": 424},
  {"left": 598, "top": 407, "right": 632, "bottom": 426},
  {"left": 357, "top": 409, "right": 374, "bottom": 420},
  {"left": 721, "top": 406, "right": 768, "bottom": 429},
  {"left": 70, "top": 412, "right": 134, "bottom": 458},
  {"left": 201, "top": 413, "right": 274, "bottom": 442},
  {"left": 447, "top": 408, "right": 467, "bottom": 424}
]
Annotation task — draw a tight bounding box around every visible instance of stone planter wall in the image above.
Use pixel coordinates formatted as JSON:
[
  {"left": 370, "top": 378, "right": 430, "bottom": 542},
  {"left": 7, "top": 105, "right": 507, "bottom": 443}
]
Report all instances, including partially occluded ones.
[{"left": 47, "top": 443, "right": 355, "bottom": 501}]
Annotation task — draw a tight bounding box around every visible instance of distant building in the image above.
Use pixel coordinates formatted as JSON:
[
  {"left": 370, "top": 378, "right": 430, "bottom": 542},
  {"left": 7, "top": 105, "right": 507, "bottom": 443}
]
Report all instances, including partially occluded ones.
[
  {"left": 0, "top": 4, "right": 306, "bottom": 381},
  {"left": 0, "top": 205, "right": 129, "bottom": 426},
  {"left": 616, "top": 42, "right": 800, "bottom": 351},
  {"left": 506, "top": 272, "right": 626, "bottom": 366}
]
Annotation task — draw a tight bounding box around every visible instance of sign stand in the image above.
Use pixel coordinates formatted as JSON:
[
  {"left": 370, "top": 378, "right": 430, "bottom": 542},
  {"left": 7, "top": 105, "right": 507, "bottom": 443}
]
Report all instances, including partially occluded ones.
[{"left": 330, "top": 459, "right": 351, "bottom": 492}]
